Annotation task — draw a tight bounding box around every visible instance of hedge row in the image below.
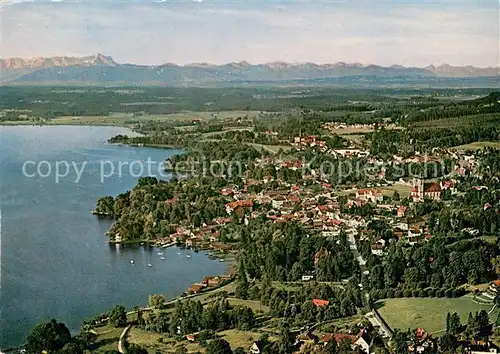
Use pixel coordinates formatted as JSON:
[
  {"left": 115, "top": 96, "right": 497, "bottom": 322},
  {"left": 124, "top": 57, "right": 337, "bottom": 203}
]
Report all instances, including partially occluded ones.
[{"left": 369, "top": 287, "right": 466, "bottom": 301}]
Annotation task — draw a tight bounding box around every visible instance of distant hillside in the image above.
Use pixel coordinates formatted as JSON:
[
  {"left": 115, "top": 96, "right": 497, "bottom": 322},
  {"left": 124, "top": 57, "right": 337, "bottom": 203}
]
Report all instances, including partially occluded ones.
[{"left": 1, "top": 54, "right": 499, "bottom": 86}]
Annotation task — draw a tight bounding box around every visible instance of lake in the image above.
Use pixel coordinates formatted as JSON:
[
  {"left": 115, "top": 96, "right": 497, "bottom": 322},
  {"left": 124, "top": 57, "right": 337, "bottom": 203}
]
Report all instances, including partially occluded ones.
[{"left": 0, "top": 125, "right": 227, "bottom": 348}]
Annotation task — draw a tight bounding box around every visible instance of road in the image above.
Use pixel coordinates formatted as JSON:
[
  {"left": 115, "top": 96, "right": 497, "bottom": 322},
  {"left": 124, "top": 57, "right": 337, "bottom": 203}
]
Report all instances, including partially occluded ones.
[
  {"left": 347, "top": 231, "right": 392, "bottom": 340},
  {"left": 118, "top": 325, "right": 132, "bottom": 354}
]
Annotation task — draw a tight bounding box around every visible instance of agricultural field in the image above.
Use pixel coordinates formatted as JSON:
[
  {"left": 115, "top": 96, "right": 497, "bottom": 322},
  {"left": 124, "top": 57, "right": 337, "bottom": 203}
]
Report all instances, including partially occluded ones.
[
  {"left": 331, "top": 126, "right": 374, "bottom": 135},
  {"left": 5, "top": 110, "right": 263, "bottom": 127},
  {"left": 48, "top": 113, "right": 136, "bottom": 125},
  {"left": 453, "top": 141, "right": 500, "bottom": 150},
  {"left": 413, "top": 113, "right": 500, "bottom": 129},
  {"left": 376, "top": 296, "right": 498, "bottom": 334},
  {"left": 158, "top": 110, "right": 262, "bottom": 122}
]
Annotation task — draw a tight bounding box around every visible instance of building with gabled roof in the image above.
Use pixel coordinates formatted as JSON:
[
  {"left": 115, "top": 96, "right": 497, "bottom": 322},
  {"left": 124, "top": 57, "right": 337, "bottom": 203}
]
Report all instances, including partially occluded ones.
[{"left": 411, "top": 178, "right": 441, "bottom": 202}]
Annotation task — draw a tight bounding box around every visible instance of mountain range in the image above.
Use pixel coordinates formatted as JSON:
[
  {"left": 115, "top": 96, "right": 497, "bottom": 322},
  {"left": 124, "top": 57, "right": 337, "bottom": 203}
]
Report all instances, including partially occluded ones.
[{"left": 1, "top": 54, "right": 499, "bottom": 86}]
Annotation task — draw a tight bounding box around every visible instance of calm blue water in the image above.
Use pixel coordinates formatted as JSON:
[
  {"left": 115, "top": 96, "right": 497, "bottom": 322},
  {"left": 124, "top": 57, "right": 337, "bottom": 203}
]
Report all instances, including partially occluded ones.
[{"left": 0, "top": 125, "right": 226, "bottom": 348}]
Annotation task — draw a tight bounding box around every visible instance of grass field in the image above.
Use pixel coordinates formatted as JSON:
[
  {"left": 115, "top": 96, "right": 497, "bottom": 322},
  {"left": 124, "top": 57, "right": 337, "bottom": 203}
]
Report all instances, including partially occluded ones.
[
  {"left": 2, "top": 110, "right": 263, "bottom": 127},
  {"left": 48, "top": 113, "right": 136, "bottom": 125},
  {"left": 453, "top": 141, "right": 500, "bottom": 150},
  {"left": 377, "top": 297, "right": 498, "bottom": 334},
  {"left": 91, "top": 325, "right": 123, "bottom": 353},
  {"left": 227, "top": 298, "right": 270, "bottom": 313},
  {"left": 219, "top": 329, "right": 264, "bottom": 349},
  {"left": 162, "top": 110, "right": 262, "bottom": 122},
  {"left": 333, "top": 183, "right": 412, "bottom": 199},
  {"left": 127, "top": 328, "right": 266, "bottom": 353},
  {"left": 248, "top": 143, "right": 292, "bottom": 154},
  {"left": 378, "top": 183, "right": 413, "bottom": 198},
  {"left": 414, "top": 113, "right": 500, "bottom": 129},
  {"left": 340, "top": 134, "right": 367, "bottom": 145},
  {"left": 127, "top": 327, "right": 203, "bottom": 353},
  {"left": 200, "top": 127, "right": 254, "bottom": 137},
  {"left": 332, "top": 126, "right": 374, "bottom": 134}
]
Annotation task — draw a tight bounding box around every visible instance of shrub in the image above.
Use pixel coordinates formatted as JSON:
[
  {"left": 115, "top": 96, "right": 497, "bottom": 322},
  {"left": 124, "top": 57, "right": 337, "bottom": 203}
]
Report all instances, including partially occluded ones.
[
  {"left": 412, "top": 290, "right": 419, "bottom": 298},
  {"left": 403, "top": 289, "right": 412, "bottom": 298},
  {"left": 428, "top": 288, "right": 436, "bottom": 297},
  {"left": 387, "top": 289, "right": 395, "bottom": 298},
  {"left": 395, "top": 289, "right": 403, "bottom": 298},
  {"left": 436, "top": 289, "right": 444, "bottom": 297},
  {"left": 445, "top": 289, "right": 453, "bottom": 298},
  {"left": 419, "top": 289, "right": 427, "bottom": 297}
]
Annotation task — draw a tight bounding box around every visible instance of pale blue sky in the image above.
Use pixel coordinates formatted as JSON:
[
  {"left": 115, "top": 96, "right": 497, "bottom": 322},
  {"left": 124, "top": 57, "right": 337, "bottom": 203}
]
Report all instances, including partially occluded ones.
[{"left": 1, "top": 0, "right": 499, "bottom": 67}]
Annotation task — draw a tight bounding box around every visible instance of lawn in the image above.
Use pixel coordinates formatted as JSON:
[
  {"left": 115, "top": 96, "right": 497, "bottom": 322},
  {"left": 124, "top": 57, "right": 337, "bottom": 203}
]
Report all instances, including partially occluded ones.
[
  {"left": 377, "top": 297, "right": 499, "bottom": 334},
  {"left": 227, "top": 298, "right": 270, "bottom": 313},
  {"left": 378, "top": 183, "right": 413, "bottom": 198},
  {"left": 340, "top": 134, "right": 368, "bottom": 144},
  {"left": 90, "top": 325, "right": 123, "bottom": 353},
  {"left": 127, "top": 327, "right": 203, "bottom": 353},
  {"left": 248, "top": 143, "right": 292, "bottom": 154},
  {"left": 453, "top": 141, "right": 500, "bottom": 150},
  {"left": 219, "top": 329, "right": 264, "bottom": 349}
]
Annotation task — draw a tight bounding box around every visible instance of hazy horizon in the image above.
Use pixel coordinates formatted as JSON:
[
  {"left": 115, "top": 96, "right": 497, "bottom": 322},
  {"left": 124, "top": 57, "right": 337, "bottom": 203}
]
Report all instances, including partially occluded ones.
[{"left": 1, "top": 0, "right": 499, "bottom": 67}]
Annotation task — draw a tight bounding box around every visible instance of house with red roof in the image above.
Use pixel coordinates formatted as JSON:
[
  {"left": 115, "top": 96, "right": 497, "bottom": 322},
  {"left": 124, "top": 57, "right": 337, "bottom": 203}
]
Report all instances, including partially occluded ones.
[
  {"left": 489, "top": 280, "right": 500, "bottom": 293},
  {"left": 411, "top": 178, "right": 441, "bottom": 202},
  {"left": 313, "top": 299, "right": 329, "bottom": 307},
  {"left": 397, "top": 206, "right": 408, "bottom": 218},
  {"left": 225, "top": 200, "right": 253, "bottom": 214},
  {"left": 371, "top": 237, "right": 386, "bottom": 256},
  {"left": 321, "top": 328, "right": 371, "bottom": 353},
  {"left": 356, "top": 189, "right": 383, "bottom": 203}
]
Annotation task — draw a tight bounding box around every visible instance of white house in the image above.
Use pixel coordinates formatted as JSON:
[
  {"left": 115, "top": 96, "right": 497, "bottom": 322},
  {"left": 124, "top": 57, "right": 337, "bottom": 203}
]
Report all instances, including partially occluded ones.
[
  {"left": 302, "top": 274, "right": 315, "bottom": 281},
  {"left": 371, "top": 238, "right": 386, "bottom": 256}
]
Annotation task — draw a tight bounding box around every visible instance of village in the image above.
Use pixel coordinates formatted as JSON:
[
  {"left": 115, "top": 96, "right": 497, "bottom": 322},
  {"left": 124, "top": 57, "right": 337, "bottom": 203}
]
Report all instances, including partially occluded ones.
[{"left": 106, "top": 122, "right": 500, "bottom": 354}]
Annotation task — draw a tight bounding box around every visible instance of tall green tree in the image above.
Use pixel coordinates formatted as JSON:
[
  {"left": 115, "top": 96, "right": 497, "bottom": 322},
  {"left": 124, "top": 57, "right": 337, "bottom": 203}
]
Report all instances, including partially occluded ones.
[
  {"left": 108, "top": 305, "right": 127, "bottom": 328},
  {"left": 26, "top": 319, "right": 72, "bottom": 354},
  {"left": 206, "top": 339, "right": 233, "bottom": 354}
]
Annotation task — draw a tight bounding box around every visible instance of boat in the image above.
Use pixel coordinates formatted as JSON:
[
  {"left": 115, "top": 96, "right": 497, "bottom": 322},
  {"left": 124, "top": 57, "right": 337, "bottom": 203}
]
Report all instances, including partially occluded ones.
[
  {"left": 147, "top": 263, "right": 153, "bottom": 267},
  {"left": 186, "top": 255, "right": 191, "bottom": 258},
  {"left": 157, "top": 252, "right": 164, "bottom": 255},
  {"left": 219, "top": 259, "right": 225, "bottom": 262},
  {"left": 160, "top": 257, "right": 166, "bottom": 260},
  {"left": 177, "top": 252, "right": 182, "bottom": 255},
  {"left": 130, "top": 260, "right": 135, "bottom": 264},
  {"left": 162, "top": 244, "right": 169, "bottom": 248}
]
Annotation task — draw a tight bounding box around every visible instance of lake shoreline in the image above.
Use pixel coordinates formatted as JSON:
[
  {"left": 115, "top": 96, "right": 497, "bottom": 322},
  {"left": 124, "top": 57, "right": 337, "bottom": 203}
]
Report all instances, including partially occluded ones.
[{"left": 0, "top": 126, "right": 227, "bottom": 349}]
